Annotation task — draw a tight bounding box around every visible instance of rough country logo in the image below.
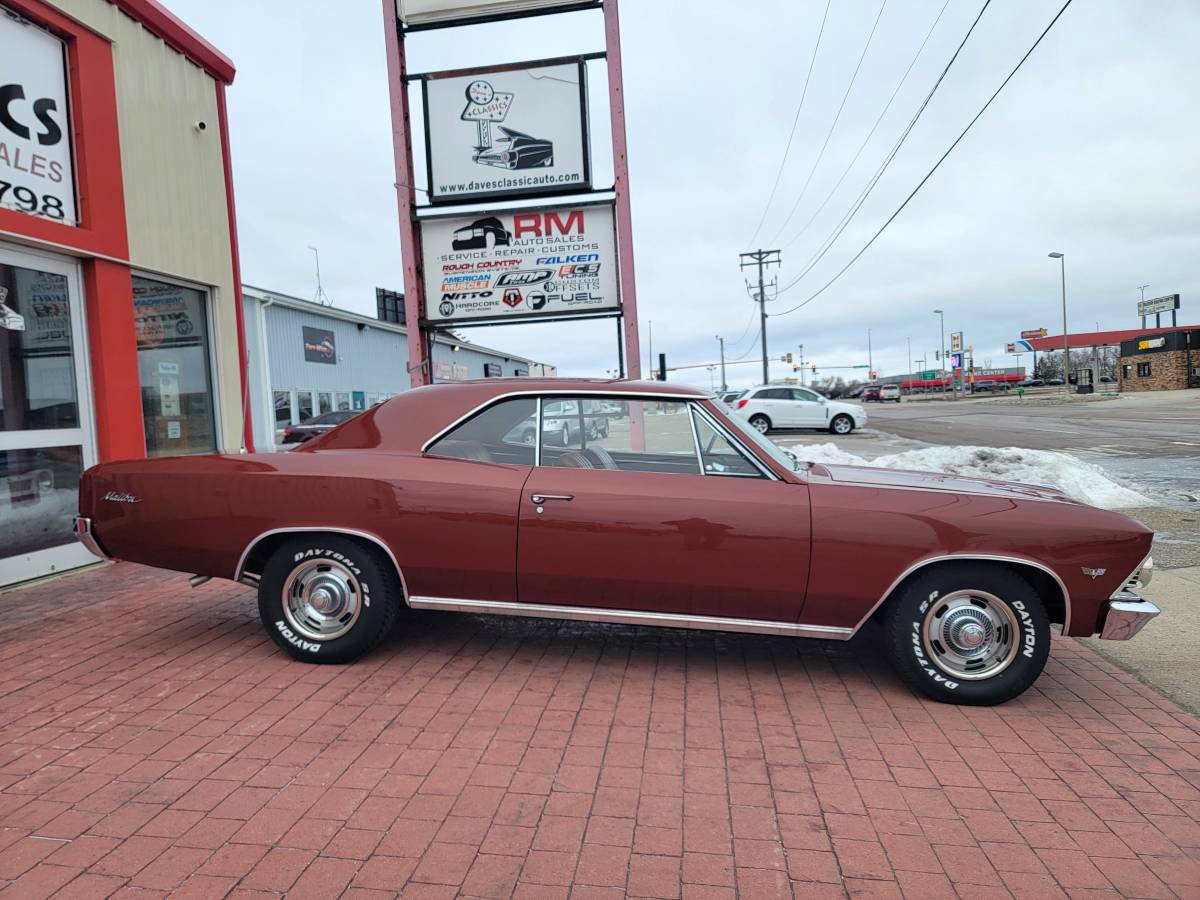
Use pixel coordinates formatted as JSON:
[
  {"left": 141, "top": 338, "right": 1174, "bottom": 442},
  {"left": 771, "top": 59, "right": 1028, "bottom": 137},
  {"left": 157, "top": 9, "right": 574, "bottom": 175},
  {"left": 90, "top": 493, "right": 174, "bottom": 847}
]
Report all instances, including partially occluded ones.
[{"left": 461, "top": 80, "right": 554, "bottom": 172}]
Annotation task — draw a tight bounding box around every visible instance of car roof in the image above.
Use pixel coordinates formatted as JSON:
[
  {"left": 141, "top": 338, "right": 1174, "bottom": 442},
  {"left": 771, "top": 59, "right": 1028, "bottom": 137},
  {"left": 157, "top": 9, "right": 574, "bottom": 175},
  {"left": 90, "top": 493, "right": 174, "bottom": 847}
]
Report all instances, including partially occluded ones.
[{"left": 304, "top": 378, "right": 711, "bottom": 453}]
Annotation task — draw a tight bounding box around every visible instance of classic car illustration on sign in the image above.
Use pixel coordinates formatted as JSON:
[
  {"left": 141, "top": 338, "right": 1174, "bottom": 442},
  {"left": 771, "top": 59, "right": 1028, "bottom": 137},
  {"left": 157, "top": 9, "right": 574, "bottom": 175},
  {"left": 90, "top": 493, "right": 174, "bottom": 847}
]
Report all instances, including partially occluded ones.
[{"left": 75, "top": 380, "right": 1159, "bottom": 705}]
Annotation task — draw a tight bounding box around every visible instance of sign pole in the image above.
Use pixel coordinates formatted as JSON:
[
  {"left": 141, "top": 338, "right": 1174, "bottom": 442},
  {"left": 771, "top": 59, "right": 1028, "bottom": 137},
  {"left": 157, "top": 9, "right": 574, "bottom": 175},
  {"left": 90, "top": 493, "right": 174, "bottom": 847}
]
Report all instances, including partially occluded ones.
[
  {"left": 603, "top": 0, "right": 641, "bottom": 379},
  {"left": 382, "top": 0, "right": 431, "bottom": 386}
]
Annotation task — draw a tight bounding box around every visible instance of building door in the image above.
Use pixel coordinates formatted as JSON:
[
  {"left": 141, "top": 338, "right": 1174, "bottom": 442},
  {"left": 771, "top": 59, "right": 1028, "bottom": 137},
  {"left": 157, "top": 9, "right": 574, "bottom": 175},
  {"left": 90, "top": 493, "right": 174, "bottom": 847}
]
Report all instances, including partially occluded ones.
[{"left": 0, "top": 245, "right": 97, "bottom": 587}]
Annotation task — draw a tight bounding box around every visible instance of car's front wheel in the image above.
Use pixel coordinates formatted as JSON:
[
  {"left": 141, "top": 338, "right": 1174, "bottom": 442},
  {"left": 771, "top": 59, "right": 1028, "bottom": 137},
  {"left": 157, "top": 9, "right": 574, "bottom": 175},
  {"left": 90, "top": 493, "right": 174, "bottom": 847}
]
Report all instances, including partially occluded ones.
[
  {"left": 258, "top": 535, "right": 401, "bottom": 664},
  {"left": 830, "top": 414, "right": 854, "bottom": 435},
  {"left": 748, "top": 414, "right": 771, "bottom": 434},
  {"left": 880, "top": 563, "right": 1050, "bottom": 705}
]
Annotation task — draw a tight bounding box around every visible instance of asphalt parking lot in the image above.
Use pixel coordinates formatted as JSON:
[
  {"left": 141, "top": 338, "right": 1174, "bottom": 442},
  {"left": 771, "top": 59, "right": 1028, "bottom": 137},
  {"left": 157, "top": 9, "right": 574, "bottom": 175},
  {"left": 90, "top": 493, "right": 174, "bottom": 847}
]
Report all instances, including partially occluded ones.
[
  {"left": 0, "top": 563, "right": 1197, "bottom": 898},
  {"left": 863, "top": 390, "right": 1200, "bottom": 459}
]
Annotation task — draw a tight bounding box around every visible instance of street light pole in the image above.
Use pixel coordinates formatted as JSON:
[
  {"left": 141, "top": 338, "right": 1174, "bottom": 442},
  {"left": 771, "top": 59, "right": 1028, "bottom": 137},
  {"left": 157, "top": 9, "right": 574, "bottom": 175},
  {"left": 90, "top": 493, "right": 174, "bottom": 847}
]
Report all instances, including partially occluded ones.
[
  {"left": 933, "top": 309, "right": 945, "bottom": 396},
  {"left": 715, "top": 335, "right": 727, "bottom": 392},
  {"left": 1049, "top": 252, "right": 1068, "bottom": 397},
  {"left": 1138, "top": 283, "right": 1150, "bottom": 329}
]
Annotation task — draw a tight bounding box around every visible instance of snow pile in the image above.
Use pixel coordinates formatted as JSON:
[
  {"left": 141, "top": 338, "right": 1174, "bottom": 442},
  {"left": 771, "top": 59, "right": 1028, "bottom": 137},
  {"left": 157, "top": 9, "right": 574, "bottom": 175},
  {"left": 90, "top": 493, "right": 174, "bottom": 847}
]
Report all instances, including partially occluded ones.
[{"left": 793, "top": 443, "right": 1152, "bottom": 510}]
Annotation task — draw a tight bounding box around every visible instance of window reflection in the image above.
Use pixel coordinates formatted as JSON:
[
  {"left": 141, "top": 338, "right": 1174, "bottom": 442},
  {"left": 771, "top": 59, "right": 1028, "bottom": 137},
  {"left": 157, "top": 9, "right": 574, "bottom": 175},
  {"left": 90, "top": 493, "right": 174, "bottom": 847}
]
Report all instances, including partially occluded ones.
[{"left": 0, "top": 263, "right": 78, "bottom": 431}]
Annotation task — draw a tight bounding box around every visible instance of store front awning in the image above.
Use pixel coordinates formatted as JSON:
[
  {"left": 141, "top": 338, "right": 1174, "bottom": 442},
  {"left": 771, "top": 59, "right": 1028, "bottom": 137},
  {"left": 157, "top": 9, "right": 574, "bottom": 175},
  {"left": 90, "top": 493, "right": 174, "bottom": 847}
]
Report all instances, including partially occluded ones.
[{"left": 1015, "top": 324, "right": 1194, "bottom": 352}]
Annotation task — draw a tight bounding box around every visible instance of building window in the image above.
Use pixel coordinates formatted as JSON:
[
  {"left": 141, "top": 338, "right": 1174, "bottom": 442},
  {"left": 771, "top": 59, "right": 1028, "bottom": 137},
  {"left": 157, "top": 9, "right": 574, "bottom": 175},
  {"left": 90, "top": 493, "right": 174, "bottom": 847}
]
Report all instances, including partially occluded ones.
[
  {"left": 133, "top": 276, "right": 216, "bottom": 456},
  {"left": 1137, "top": 362, "right": 1152, "bottom": 377},
  {"left": 318, "top": 392, "right": 332, "bottom": 415},
  {"left": 297, "top": 390, "right": 314, "bottom": 423},
  {"left": 335, "top": 391, "right": 350, "bottom": 411},
  {"left": 273, "top": 390, "right": 292, "bottom": 427},
  {"left": 1122, "top": 364, "right": 1132, "bottom": 380}
]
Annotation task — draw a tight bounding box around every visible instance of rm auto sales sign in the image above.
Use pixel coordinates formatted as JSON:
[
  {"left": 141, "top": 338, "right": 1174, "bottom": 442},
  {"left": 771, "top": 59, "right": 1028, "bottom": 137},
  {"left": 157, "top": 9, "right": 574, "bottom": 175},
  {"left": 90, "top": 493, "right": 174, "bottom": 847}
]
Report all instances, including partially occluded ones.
[{"left": 420, "top": 203, "right": 619, "bottom": 324}]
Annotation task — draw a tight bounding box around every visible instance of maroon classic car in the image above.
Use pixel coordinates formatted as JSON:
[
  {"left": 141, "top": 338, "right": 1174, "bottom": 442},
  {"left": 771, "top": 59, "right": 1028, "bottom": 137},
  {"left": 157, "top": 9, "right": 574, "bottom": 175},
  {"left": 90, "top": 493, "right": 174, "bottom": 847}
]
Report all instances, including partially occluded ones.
[{"left": 74, "top": 379, "right": 1159, "bottom": 706}]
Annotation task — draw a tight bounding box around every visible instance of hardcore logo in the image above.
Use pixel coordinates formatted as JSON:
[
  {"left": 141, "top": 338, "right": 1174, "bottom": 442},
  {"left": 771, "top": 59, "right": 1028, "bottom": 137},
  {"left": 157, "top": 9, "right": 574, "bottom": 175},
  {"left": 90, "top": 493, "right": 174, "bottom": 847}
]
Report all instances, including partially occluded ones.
[{"left": 439, "top": 299, "right": 455, "bottom": 317}]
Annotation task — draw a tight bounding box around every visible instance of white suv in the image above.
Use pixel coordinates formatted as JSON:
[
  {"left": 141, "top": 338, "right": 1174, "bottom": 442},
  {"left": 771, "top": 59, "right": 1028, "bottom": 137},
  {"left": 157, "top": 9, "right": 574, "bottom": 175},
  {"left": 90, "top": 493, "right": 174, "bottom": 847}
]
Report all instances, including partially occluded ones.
[{"left": 733, "top": 386, "right": 867, "bottom": 435}]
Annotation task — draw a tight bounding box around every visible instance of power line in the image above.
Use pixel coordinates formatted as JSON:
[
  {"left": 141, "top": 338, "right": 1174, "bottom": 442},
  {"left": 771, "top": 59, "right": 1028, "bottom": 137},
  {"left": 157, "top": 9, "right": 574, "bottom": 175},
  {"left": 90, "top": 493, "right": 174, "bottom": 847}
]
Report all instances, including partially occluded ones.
[
  {"left": 780, "top": 0, "right": 953, "bottom": 251},
  {"left": 766, "top": 0, "right": 889, "bottom": 246},
  {"left": 745, "top": 0, "right": 833, "bottom": 247},
  {"left": 772, "top": 0, "right": 1075, "bottom": 319},
  {"left": 778, "top": 0, "right": 994, "bottom": 294}
]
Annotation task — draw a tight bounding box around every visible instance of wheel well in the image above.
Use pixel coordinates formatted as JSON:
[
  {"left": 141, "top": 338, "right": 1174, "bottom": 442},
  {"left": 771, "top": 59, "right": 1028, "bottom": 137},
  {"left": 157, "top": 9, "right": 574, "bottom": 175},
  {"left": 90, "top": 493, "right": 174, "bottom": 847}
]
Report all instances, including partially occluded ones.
[
  {"left": 237, "top": 529, "right": 408, "bottom": 600},
  {"left": 872, "top": 558, "right": 1067, "bottom": 629}
]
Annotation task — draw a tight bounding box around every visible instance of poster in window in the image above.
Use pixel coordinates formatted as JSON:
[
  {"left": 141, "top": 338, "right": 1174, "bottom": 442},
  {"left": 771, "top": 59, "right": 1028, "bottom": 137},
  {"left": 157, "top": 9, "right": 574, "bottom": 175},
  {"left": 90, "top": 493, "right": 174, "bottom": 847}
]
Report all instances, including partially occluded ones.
[{"left": 303, "top": 326, "right": 337, "bottom": 364}]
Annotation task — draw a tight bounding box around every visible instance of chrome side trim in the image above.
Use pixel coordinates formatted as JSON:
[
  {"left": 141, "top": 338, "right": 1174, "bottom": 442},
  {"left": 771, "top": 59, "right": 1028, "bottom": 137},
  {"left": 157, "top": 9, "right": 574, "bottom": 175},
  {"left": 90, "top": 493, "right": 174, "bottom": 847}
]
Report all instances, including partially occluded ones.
[
  {"left": 233, "top": 526, "right": 410, "bottom": 602},
  {"left": 73, "top": 515, "right": 108, "bottom": 560},
  {"left": 849, "top": 553, "right": 1074, "bottom": 637},
  {"left": 407, "top": 595, "right": 853, "bottom": 640},
  {"left": 421, "top": 388, "right": 708, "bottom": 453}
]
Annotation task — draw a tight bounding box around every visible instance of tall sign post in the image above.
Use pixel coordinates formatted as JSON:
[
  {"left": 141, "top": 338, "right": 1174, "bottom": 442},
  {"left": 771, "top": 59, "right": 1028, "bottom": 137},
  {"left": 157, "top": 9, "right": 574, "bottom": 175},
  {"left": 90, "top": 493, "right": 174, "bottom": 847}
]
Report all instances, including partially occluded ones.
[{"left": 383, "top": 0, "right": 642, "bottom": 386}]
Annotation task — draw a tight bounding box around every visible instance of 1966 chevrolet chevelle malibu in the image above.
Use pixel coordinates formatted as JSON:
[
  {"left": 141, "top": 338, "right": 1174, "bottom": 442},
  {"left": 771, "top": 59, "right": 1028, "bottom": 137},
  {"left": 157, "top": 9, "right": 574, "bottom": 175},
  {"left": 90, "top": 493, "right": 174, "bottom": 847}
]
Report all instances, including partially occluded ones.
[{"left": 75, "top": 379, "right": 1159, "bottom": 705}]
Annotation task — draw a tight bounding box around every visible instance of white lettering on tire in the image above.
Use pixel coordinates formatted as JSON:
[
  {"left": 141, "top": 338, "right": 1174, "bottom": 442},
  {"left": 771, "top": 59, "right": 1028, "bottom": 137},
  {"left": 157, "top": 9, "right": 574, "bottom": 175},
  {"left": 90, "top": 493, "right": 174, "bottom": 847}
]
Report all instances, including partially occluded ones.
[
  {"left": 275, "top": 619, "right": 321, "bottom": 653},
  {"left": 1012, "top": 600, "right": 1037, "bottom": 658},
  {"left": 911, "top": 621, "right": 958, "bottom": 690}
]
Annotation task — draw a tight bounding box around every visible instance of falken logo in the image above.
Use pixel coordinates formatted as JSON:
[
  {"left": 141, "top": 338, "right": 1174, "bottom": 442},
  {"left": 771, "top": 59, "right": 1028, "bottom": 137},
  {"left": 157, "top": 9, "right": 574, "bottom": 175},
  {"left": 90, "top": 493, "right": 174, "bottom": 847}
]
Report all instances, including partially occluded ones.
[
  {"left": 1081, "top": 567, "right": 1106, "bottom": 579},
  {"left": 102, "top": 491, "right": 140, "bottom": 504}
]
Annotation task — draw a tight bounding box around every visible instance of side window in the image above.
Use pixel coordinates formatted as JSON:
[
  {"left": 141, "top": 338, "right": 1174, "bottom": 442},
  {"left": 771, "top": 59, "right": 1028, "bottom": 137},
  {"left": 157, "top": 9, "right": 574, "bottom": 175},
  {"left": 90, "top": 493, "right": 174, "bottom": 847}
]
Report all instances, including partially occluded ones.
[
  {"left": 540, "top": 398, "right": 701, "bottom": 475},
  {"left": 427, "top": 397, "right": 537, "bottom": 465},
  {"left": 756, "top": 388, "right": 786, "bottom": 400},
  {"left": 692, "top": 411, "right": 764, "bottom": 477},
  {"left": 793, "top": 388, "right": 820, "bottom": 403}
]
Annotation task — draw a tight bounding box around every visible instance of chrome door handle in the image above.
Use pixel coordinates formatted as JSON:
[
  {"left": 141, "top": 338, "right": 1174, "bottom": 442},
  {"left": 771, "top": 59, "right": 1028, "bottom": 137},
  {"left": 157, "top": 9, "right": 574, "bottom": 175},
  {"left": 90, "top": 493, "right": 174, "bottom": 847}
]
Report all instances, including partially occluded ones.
[{"left": 531, "top": 494, "right": 573, "bottom": 503}]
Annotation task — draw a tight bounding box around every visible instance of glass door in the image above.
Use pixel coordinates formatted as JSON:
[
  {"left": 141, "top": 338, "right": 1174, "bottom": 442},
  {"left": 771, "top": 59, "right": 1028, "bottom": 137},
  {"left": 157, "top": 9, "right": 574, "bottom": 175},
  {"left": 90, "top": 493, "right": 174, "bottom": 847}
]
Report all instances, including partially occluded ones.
[{"left": 0, "top": 244, "right": 97, "bottom": 587}]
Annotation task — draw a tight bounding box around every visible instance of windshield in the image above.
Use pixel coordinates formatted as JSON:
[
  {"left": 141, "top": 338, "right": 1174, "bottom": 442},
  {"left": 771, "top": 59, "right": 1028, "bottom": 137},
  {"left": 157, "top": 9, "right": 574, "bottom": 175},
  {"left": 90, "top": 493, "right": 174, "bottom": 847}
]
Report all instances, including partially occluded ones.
[{"left": 709, "top": 402, "right": 799, "bottom": 471}]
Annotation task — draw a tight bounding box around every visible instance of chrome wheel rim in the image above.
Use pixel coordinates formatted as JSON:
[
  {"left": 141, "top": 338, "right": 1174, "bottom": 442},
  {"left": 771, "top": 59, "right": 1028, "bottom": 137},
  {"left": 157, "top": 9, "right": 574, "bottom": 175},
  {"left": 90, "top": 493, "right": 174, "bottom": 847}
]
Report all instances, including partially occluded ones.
[
  {"left": 752, "top": 418, "right": 769, "bottom": 434},
  {"left": 833, "top": 417, "right": 851, "bottom": 434},
  {"left": 921, "top": 590, "right": 1020, "bottom": 681},
  {"left": 282, "top": 559, "right": 363, "bottom": 642}
]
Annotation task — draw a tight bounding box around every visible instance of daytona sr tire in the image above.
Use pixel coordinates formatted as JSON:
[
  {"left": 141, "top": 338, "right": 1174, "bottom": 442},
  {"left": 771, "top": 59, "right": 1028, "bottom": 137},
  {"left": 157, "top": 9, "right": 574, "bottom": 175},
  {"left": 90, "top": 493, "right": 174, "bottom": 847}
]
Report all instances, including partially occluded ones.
[
  {"left": 880, "top": 563, "right": 1049, "bottom": 705},
  {"left": 258, "top": 535, "right": 401, "bottom": 664}
]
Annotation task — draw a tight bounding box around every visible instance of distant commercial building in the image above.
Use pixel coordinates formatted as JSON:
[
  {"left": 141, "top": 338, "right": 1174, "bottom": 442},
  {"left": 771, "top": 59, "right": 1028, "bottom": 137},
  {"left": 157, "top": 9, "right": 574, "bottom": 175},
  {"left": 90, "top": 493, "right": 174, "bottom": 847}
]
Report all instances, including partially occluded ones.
[
  {"left": 242, "top": 286, "right": 553, "bottom": 449},
  {"left": 1117, "top": 329, "right": 1199, "bottom": 393}
]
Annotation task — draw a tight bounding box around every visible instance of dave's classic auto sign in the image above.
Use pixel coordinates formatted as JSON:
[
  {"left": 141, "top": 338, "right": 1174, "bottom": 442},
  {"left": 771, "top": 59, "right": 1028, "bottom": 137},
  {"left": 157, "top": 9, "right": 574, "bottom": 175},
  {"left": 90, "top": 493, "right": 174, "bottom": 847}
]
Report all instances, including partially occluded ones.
[
  {"left": 0, "top": 12, "right": 75, "bottom": 224},
  {"left": 421, "top": 203, "right": 619, "bottom": 324},
  {"left": 423, "top": 61, "right": 590, "bottom": 204}
]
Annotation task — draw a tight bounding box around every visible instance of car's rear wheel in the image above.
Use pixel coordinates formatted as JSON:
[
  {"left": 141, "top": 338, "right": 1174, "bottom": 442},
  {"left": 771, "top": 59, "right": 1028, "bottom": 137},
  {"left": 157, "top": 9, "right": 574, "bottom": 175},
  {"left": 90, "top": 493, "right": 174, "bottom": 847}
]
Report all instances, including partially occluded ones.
[
  {"left": 749, "top": 414, "right": 771, "bottom": 434},
  {"left": 830, "top": 414, "right": 854, "bottom": 435},
  {"left": 258, "top": 535, "right": 401, "bottom": 664},
  {"left": 880, "top": 563, "right": 1049, "bottom": 705}
]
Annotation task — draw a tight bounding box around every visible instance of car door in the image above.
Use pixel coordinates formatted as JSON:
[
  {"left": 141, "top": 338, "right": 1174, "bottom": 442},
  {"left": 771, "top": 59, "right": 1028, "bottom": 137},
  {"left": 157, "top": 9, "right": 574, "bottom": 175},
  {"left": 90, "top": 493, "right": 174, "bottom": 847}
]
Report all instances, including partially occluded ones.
[
  {"left": 754, "top": 387, "right": 791, "bottom": 426},
  {"left": 517, "top": 397, "right": 812, "bottom": 623},
  {"left": 790, "top": 388, "right": 828, "bottom": 427}
]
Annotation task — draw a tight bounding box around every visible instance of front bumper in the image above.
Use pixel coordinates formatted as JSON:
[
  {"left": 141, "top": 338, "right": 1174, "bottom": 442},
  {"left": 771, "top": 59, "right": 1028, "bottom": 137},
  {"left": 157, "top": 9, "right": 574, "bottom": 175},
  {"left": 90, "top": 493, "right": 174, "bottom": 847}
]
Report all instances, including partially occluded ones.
[
  {"left": 73, "top": 515, "right": 108, "bottom": 560},
  {"left": 1099, "top": 591, "right": 1160, "bottom": 640}
]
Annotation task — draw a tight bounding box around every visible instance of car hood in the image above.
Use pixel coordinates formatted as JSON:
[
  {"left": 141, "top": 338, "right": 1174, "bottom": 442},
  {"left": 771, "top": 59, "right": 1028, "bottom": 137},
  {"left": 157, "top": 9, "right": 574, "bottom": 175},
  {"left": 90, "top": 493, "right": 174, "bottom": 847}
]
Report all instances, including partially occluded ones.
[
  {"left": 813, "top": 463, "right": 1077, "bottom": 504},
  {"left": 829, "top": 400, "right": 866, "bottom": 416}
]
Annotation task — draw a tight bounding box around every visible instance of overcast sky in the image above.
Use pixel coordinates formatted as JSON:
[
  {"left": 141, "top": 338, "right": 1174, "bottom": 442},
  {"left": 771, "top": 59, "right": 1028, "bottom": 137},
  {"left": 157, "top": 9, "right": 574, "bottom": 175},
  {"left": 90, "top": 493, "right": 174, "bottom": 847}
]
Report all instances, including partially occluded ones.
[{"left": 167, "top": 0, "right": 1200, "bottom": 391}]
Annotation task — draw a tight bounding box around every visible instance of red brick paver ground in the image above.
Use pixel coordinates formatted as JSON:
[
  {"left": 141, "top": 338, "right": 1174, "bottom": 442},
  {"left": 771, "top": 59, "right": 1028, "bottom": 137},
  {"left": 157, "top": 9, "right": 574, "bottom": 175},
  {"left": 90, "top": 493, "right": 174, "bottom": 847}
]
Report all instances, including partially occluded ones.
[{"left": 0, "top": 561, "right": 1197, "bottom": 898}]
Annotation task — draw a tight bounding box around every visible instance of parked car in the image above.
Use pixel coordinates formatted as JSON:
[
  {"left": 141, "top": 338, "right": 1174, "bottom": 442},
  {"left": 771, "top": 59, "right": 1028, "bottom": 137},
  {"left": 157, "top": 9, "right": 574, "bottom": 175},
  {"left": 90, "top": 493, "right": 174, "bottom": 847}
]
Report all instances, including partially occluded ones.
[
  {"left": 733, "top": 385, "right": 866, "bottom": 435},
  {"left": 970, "top": 381, "right": 1008, "bottom": 394},
  {"left": 1100, "top": 375, "right": 1116, "bottom": 383},
  {"left": 1045, "top": 378, "right": 1065, "bottom": 386},
  {"left": 719, "top": 390, "right": 745, "bottom": 406},
  {"left": 74, "top": 378, "right": 1158, "bottom": 706},
  {"left": 281, "top": 410, "right": 361, "bottom": 445},
  {"left": 861, "top": 385, "right": 882, "bottom": 402},
  {"left": 1019, "top": 378, "right": 1045, "bottom": 388},
  {"left": 879, "top": 384, "right": 901, "bottom": 402},
  {"left": 474, "top": 127, "right": 554, "bottom": 170}
]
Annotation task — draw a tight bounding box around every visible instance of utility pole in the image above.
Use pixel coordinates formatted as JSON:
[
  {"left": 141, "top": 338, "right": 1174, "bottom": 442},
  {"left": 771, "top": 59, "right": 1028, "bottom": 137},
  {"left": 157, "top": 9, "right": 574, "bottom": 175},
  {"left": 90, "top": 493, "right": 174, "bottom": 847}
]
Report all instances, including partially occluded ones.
[
  {"left": 740, "top": 249, "right": 780, "bottom": 385},
  {"left": 867, "top": 329, "right": 873, "bottom": 375},
  {"left": 715, "top": 335, "right": 727, "bottom": 391},
  {"left": 798, "top": 344, "right": 805, "bottom": 386},
  {"left": 1138, "top": 284, "right": 1150, "bottom": 329},
  {"left": 647, "top": 320, "right": 653, "bottom": 379},
  {"left": 906, "top": 337, "right": 912, "bottom": 380}
]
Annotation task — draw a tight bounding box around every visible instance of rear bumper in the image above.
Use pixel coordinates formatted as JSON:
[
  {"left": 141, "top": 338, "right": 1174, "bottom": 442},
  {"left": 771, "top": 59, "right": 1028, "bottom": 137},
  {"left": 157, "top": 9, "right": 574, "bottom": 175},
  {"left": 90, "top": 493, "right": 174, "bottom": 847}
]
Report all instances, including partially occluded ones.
[
  {"left": 1099, "top": 591, "right": 1160, "bottom": 640},
  {"left": 73, "top": 515, "right": 108, "bottom": 560}
]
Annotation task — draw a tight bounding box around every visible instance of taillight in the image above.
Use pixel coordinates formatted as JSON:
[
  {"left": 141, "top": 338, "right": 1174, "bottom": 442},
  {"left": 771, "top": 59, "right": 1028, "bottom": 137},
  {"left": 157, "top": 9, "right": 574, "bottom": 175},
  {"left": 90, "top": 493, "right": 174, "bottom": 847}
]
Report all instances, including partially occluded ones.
[
  {"left": 737, "top": 398, "right": 749, "bottom": 409},
  {"left": 284, "top": 427, "right": 293, "bottom": 438}
]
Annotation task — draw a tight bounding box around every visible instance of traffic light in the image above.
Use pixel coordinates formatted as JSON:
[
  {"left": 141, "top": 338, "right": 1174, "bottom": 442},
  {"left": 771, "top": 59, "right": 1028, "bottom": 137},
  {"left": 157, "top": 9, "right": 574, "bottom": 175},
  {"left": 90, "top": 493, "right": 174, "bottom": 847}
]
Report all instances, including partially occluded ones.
[
  {"left": 657, "top": 353, "right": 666, "bottom": 382},
  {"left": 811, "top": 363, "right": 817, "bottom": 372},
  {"left": 785, "top": 352, "right": 793, "bottom": 363}
]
